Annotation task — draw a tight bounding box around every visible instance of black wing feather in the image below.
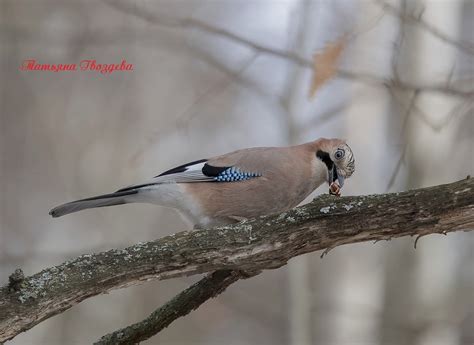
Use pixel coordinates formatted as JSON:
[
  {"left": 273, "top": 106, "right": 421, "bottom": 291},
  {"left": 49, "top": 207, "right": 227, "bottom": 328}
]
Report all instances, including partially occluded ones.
[
  {"left": 202, "top": 163, "right": 231, "bottom": 177},
  {"left": 117, "top": 160, "right": 236, "bottom": 193},
  {"left": 155, "top": 158, "right": 208, "bottom": 177}
]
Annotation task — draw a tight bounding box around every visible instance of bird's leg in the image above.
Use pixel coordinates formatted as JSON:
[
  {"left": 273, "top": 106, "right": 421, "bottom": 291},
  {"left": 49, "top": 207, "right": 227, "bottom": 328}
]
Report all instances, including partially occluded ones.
[{"left": 329, "top": 181, "right": 341, "bottom": 197}]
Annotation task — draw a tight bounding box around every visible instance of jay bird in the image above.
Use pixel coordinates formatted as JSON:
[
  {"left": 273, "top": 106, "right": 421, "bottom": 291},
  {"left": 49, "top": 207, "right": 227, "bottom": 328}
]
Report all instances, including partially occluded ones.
[{"left": 49, "top": 138, "right": 355, "bottom": 228}]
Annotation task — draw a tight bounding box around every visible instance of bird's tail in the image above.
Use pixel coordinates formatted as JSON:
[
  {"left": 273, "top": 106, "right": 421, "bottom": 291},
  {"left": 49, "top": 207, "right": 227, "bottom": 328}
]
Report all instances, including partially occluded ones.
[{"left": 49, "top": 190, "right": 139, "bottom": 218}]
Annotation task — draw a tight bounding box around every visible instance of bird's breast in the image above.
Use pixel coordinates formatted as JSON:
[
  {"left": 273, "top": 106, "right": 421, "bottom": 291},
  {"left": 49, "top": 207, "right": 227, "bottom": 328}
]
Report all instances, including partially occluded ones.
[{"left": 182, "top": 168, "right": 321, "bottom": 222}]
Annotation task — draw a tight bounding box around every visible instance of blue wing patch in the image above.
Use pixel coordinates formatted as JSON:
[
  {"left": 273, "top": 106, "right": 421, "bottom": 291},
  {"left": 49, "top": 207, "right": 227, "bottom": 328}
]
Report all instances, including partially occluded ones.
[
  {"left": 201, "top": 163, "right": 261, "bottom": 182},
  {"left": 214, "top": 167, "right": 261, "bottom": 182},
  {"left": 117, "top": 160, "right": 261, "bottom": 192}
]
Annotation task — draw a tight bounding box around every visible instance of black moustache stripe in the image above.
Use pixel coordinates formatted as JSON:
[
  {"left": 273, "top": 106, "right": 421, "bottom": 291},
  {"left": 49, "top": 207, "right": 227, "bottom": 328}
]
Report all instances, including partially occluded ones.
[{"left": 316, "top": 150, "right": 334, "bottom": 171}]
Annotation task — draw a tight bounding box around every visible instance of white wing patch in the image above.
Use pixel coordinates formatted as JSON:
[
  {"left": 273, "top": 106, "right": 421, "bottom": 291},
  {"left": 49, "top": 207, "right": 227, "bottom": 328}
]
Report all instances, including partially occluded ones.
[
  {"left": 116, "top": 160, "right": 214, "bottom": 192},
  {"left": 116, "top": 159, "right": 260, "bottom": 193},
  {"left": 153, "top": 161, "right": 214, "bottom": 183}
]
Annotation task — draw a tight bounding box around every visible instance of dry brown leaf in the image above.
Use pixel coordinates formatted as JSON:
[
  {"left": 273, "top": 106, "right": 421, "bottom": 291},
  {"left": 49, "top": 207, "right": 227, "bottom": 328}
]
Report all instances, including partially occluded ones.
[{"left": 309, "top": 36, "right": 346, "bottom": 99}]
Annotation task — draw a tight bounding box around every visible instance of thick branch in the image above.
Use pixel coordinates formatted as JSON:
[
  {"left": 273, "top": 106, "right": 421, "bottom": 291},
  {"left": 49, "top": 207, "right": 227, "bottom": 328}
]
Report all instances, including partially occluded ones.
[
  {"left": 1, "top": 178, "right": 473, "bottom": 342},
  {"left": 94, "top": 270, "right": 251, "bottom": 345}
]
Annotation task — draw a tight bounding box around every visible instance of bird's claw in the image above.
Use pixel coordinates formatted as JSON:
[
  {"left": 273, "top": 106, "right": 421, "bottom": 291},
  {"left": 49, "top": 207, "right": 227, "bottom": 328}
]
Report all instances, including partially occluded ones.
[{"left": 329, "top": 182, "right": 341, "bottom": 197}]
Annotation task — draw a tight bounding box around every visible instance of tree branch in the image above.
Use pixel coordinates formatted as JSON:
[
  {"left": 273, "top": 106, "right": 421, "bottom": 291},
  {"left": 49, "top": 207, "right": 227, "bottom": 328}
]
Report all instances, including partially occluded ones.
[
  {"left": 1, "top": 178, "right": 473, "bottom": 342},
  {"left": 94, "top": 270, "right": 254, "bottom": 345}
]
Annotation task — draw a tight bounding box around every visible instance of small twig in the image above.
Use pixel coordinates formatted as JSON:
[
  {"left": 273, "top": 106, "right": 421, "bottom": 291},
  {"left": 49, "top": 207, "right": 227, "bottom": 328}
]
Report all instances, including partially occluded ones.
[
  {"left": 373, "top": 237, "right": 392, "bottom": 244},
  {"left": 320, "top": 247, "right": 335, "bottom": 259},
  {"left": 414, "top": 234, "right": 425, "bottom": 249}
]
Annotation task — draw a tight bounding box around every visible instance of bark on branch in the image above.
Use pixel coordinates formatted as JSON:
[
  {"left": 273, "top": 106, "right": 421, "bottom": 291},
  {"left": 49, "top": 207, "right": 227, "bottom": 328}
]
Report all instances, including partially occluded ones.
[
  {"left": 1, "top": 178, "right": 473, "bottom": 342},
  {"left": 94, "top": 270, "right": 252, "bottom": 345}
]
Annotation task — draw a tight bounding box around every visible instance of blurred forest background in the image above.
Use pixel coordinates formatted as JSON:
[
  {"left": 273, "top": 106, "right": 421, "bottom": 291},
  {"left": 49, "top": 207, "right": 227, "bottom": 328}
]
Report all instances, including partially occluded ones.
[{"left": 1, "top": 0, "right": 473, "bottom": 344}]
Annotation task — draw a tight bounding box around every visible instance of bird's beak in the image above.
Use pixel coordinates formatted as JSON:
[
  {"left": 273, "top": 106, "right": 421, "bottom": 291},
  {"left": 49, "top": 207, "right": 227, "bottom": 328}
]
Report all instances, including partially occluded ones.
[
  {"left": 337, "top": 174, "right": 345, "bottom": 188},
  {"left": 329, "top": 166, "right": 344, "bottom": 188},
  {"left": 329, "top": 166, "right": 337, "bottom": 185}
]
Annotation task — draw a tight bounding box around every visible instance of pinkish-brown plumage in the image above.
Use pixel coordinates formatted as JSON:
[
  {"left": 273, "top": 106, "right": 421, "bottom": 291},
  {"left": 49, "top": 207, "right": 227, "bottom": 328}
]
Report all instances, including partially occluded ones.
[
  {"left": 184, "top": 144, "right": 322, "bottom": 225},
  {"left": 49, "top": 138, "right": 355, "bottom": 228}
]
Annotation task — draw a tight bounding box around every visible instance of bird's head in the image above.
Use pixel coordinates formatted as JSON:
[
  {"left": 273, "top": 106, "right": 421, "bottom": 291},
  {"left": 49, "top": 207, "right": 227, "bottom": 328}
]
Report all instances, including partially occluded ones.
[{"left": 314, "top": 138, "right": 355, "bottom": 188}]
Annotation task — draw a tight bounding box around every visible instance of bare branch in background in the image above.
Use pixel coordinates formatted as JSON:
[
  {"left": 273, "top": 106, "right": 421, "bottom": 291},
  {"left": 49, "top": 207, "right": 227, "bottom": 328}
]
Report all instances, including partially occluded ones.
[
  {"left": 1, "top": 178, "right": 473, "bottom": 343},
  {"left": 386, "top": 89, "right": 420, "bottom": 191},
  {"left": 188, "top": 45, "right": 285, "bottom": 110},
  {"left": 102, "top": 0, "right": 308, "bottom": 65},
  {"left": 174, "top": 53, "right": 260, "bottom": 133},
  {"left": 389, "top": 86, "right": 473, "bottom": 133},
  {"left": 102, "top": 0, "right": 473, "bottom": 99},
  {"left": 298, "top": 103, "right": 348, "bottom": 135},
  {"left": 375, "top": 0, "right": 474, "bottom": 56},
  {"left": 411, "top": 98, "right": 474, "bottom": 132}
]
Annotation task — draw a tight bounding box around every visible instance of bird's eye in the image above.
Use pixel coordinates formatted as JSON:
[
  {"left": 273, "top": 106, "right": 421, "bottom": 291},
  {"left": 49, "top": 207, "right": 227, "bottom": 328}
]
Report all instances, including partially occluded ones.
[{"left": 335, "top": 149, "right": 345, "bottom": 160}]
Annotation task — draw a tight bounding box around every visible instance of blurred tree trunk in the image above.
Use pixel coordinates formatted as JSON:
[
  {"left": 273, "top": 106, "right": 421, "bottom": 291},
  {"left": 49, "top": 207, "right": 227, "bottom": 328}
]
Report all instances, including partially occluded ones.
[
  {"left": 379, "top": 1, "right": 419, "bottom": 344},
  {"left": 281, "top": 1, "right": 313, "bottom": 344},
  {"left": 407, "top": 0, "right": 465, "bottom": 344},
  {"left": 380, "top": 1, "right": 467, "bottom": 344},
  {"left": 339, "top": 0, "right": 398, "bottom": 343},
  {"left": 456, "top": 3, "right": 474, "bottom": 343}
]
